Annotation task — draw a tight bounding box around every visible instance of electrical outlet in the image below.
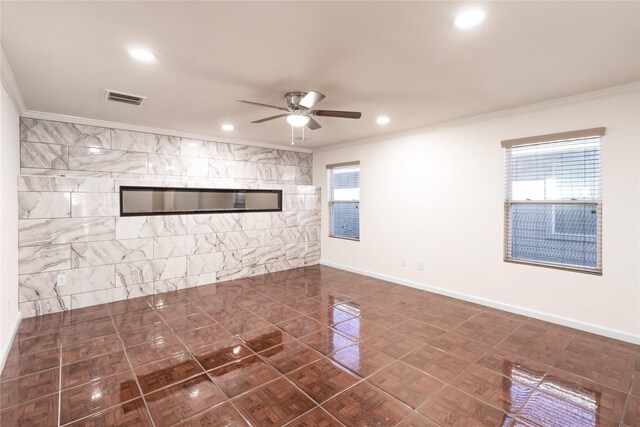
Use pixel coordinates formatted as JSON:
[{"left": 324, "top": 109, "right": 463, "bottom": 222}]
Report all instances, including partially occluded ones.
[
  {"left": 400, "top": 258, "right": 406, "bottom": 267},
  {"left": 57, "top": 274, "right": 67, "bottom": 287},
  {"left": 417, "top": 260, "right": 425, "bottom": 270}
]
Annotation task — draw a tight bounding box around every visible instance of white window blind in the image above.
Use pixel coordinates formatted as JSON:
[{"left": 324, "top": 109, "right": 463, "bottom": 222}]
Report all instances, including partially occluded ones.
[
  {"left": 503, "top": 128, "right": 604, "bottom": 274},
  {"left": 327, "top": 162, "right": 360, "bottom": 240}
]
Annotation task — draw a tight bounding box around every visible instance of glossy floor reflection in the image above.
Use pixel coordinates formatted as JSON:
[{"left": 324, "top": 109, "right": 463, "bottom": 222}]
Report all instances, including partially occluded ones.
[{"left": 0, "top": 265, "right": 638, "bottom": 426}]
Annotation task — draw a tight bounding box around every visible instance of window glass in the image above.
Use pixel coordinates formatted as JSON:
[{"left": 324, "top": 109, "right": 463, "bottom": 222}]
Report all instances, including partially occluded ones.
[
  {"left": 328, "top": 164, "right": 360, "bottom": 240},
  {"left": 504, "top": 135, "right": 602, "bottom": 273}
]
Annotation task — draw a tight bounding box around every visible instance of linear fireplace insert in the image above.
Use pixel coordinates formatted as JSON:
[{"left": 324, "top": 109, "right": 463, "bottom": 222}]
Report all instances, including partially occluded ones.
[{"left": 119, "top": 186, "right": 282, "bottom": 216}]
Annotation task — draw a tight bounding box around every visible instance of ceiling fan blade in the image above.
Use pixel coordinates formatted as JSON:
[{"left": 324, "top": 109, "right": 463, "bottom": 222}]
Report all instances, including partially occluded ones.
[
  {"left": 299, "top": 91, "right": 325, "bottom": 109},
  {"left": 237, "top": 100, "right": 288, "bottom": 112},
  {"left": 314, "top": 110, "right": 362, "bottom": 119},
  {"left": 251, "top": 114, "right": 288, "bottom": 124},
  {"left": 306, "top": 117, "right": 322, "bottom": 130}
]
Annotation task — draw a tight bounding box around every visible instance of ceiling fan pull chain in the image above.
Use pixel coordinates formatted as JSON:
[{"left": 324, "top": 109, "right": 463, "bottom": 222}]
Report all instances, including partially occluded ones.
[{"left": 291, "top": 124, "right": 295, "bottom": 145}]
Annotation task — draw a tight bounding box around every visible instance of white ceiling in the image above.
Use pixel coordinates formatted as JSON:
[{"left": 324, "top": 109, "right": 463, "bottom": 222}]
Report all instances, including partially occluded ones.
[{"left": 2, "top": 1, "right": 639, "bottom": 149}]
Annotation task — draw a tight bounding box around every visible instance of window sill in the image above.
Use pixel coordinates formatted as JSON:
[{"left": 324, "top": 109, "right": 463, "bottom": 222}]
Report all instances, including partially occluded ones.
[
  {"left": 504, "top": 258, "right": 602, "bottom": 276},
  {"left": 329, "top": 235, "right": 360, "bottom": 242}
]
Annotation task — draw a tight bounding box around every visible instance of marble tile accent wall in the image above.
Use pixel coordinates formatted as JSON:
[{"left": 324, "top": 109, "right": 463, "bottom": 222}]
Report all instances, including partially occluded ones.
[
  {"left": 18, "top": 118, "right": 320, "bottom": 317},
  {"left": 21, "top": 118, "right": 313, "bottom": 182}
]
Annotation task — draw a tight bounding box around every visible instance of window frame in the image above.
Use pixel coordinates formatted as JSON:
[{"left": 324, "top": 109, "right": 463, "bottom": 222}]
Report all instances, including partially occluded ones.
[
  {"left": 502, "top": 128, "right": 604, "bottom": 275},
  {"left": 327, "top": 161, "right": 360, "bottom": 242}
]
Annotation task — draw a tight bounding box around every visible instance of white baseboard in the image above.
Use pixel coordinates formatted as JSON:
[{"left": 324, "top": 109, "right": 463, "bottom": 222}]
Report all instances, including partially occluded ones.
[
  {"left": 321, "top": 260, "right": 640, "bottom": 345},
  {"left": 0, "top": 311, "right": 22, "bottom": 373}
]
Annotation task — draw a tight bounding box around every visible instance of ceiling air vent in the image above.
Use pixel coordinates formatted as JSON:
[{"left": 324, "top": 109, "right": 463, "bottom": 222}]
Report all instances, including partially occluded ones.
[{"left": 103, "top": 89, "right": 147, "bottom": 106}]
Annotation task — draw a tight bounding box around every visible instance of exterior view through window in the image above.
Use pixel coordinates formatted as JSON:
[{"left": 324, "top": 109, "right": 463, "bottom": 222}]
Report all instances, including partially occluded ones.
[
  {"left": 327, "top": 162, "right": 360, "bottom": 240},
  {"left": 503, "top": 128, "right": 604, "bottom": 274}
]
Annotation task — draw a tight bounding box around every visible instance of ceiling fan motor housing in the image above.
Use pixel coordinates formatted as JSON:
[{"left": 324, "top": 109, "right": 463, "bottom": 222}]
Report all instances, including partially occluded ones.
[{"left": 285, "top": 91, "right": 308, "bottom": 109}]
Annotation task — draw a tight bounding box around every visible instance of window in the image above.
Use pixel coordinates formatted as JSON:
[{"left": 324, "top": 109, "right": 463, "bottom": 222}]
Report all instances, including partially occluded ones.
[
  {"left": 502, "top": 128, "right": 604, "bottom": 274},
  {"left": 327, "top": 162, "right": 360, "bottom": 240}
]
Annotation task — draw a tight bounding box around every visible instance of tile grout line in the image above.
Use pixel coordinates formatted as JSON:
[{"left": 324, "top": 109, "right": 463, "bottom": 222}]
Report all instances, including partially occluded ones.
[
  {"left": 105, "top": 302, "right": 158, "bottom": 427},
  {"left": 328, "top": 292, "right": 633, "bottom": 425},
  {"left": 283, "top": 406, "right": 347, "bottom": 427},
  {"left": 390, "top": 312, "right": 538, "bottom": 425},
  {"left": 258, "top": 320, "right": 418, "bottom": 424},
  {"left": 10, "top": 266, "right": 636, "bottom": 426},
  {"left": 189, "top": 286, "right": 324, "bottom": 425},
  {"left": 527, "top": 330, "right": 588, "bottom": 418},
  {"left": 100, "top": 306, "right": 202, "bottom": 399},
  {"left": 57, "top": 327, "right": 63, "bottom": 427},
  {"left": 449, "top": 320, "right": 537, "bottom": 424},
  {"left": 151, "top": 296, "right": 256, "bottom": 426},
  {"left": 619, "top": 396, "right": 628, "bottom": 427},
  {"left": 469, "top": 319, "right": 577, "bottom": 424},
  {"left": 617, "top": 357, "right": 637, "bottom": 427},
  {"left": 185, "top": 283, "right": 361, "bottom": 425}
]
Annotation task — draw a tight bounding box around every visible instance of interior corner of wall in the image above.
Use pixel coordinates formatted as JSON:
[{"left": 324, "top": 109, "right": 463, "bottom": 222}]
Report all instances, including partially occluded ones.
[
  {"left": 1, "top": 45, "right": 26, "bottom": 114},
  {"left": 0, "top": 310, "right": 21, "bottom": 374}
]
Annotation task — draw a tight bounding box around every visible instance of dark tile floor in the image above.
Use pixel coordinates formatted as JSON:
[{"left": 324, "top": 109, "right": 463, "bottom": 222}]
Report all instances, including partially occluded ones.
[{"left": 1, "top": 265, "right": 638, "bottom": 426}]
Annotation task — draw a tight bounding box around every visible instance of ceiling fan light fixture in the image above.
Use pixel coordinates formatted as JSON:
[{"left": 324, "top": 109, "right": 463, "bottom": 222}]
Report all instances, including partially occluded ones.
[{"left": 286, "top": 114, "right": 310, "bottom": 127}]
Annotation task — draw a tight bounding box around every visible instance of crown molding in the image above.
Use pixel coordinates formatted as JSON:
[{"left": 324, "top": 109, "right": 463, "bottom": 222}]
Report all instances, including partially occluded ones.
[
  {"left": 1, "top": 44, "right": 26, "bottom": 114},
  {"left": 313, "top": 81, "right": 640, "bottom": 153}
]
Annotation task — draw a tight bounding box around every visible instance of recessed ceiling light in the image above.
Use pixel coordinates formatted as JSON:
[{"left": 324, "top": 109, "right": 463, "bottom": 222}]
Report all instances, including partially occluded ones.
[
  {"left": 221, "top": 124, "right": 234, "bottom": 131},
  {"left": 376, "top": 116, "right": 390, "bottom": 125},
  {"left": 454, "top": 10, "right": 486, "bottom": 29},
  {"left": 129, "top": 49, "right": 156, "bottom": 62},
  {"left": 286, "top": 114, "right": 310, "bottom": 128}
]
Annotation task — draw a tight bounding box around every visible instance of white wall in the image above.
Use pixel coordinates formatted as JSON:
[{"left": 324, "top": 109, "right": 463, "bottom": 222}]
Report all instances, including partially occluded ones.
[
  {"left": 0, "top": 81, "right": 21, "bottom": 366},
  {"left": 314, "top": 85, "right": 640, "bottom": 343}
]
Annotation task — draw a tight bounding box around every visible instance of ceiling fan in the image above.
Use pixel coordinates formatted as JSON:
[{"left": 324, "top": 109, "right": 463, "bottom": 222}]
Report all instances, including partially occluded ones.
[{"left": 237, "top": 91, "right": 362, "bottom": 130}]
